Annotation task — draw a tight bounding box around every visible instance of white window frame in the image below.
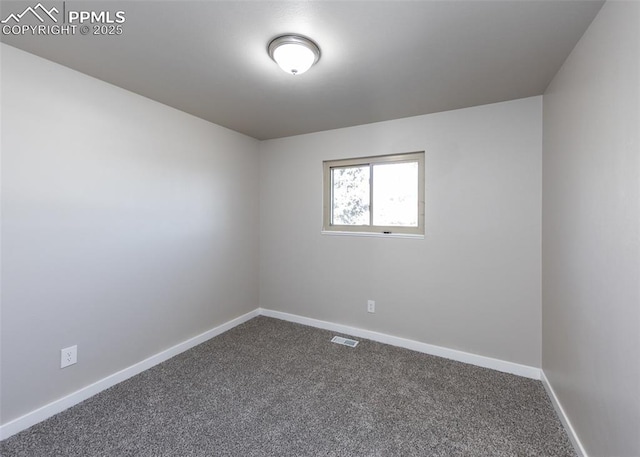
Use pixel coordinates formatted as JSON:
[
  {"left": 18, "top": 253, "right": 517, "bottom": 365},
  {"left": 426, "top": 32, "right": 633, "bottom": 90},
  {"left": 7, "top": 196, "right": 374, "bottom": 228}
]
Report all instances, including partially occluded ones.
[{"left": 322, "top": 151, "right": 425, "bottom": 236}]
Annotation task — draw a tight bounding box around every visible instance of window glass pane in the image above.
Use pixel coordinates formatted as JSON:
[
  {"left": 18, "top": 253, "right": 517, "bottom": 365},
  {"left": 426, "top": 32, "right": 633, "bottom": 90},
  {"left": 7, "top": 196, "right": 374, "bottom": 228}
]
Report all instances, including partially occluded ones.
[
  {"left": 331, "top": 166, "right": 370, "bottom": 225},
  {"left": 372, "top": 162, "right": 418, "bottom": 227}
]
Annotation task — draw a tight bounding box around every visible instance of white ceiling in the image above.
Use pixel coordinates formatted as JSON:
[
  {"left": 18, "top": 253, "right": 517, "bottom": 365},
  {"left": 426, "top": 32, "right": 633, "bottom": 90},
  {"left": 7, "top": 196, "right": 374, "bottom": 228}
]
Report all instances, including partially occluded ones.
[{"left": 1, "top": 1, "right": 604, "bottom": 140}]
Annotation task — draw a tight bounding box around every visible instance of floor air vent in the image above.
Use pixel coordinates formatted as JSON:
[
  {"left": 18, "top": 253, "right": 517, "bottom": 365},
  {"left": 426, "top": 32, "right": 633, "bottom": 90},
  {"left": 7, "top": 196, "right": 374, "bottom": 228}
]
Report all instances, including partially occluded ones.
[{"left": 331, "top": 336, "right": 359, "bottom": 348}]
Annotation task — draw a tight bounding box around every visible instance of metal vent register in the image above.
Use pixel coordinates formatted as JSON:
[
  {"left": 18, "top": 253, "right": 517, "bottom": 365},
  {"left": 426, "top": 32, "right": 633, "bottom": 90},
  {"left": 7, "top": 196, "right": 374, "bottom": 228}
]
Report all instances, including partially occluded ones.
[{"left": 331, "top": 336, "right": 359, "bottom": 348}]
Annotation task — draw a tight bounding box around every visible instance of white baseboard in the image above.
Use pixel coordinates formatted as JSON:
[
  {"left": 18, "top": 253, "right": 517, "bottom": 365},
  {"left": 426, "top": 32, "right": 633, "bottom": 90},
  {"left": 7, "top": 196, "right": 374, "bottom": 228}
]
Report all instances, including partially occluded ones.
[
  {"left": 541, "top": 370, "right": 587, "bottom": 457},
  {"left": 259, "top": 308, "right": 541, "bottom": 380},
  {"left": 0, "top": 309, "right": 259, "bottom": 441}
]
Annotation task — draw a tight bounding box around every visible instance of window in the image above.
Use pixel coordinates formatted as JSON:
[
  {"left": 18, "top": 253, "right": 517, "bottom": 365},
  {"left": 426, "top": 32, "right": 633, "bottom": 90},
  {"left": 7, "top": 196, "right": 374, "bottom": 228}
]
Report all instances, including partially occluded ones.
[{"left": 323, "top": 152, "right": 425, "bottom": 236}]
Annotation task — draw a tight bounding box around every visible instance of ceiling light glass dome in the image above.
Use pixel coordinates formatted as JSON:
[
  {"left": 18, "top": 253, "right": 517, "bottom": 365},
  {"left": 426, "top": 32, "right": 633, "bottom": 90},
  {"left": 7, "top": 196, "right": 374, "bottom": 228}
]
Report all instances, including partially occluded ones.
[{"left": 268, "top": 35, "right": 321, "bottom": 76}]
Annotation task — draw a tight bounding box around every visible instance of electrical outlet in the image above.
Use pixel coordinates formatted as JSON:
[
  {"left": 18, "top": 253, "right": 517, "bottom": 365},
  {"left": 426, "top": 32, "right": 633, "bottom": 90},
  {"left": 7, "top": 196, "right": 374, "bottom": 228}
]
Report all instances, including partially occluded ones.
[
  {"left": 61, "top": 345, "right": 77, "bottom": 368},
  {"left": 367, "top": 300, "right": 375, "bottom": 313}
]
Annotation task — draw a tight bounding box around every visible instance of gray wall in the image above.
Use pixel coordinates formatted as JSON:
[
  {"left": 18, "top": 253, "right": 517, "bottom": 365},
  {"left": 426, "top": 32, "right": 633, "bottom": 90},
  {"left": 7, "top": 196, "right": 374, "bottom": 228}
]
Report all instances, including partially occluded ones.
[
  {"left": 542, "top": 2, "right": 640, "bottom": 456},
  {"left": 0, "top": 44, "right": 260, "bottom": 424},
  {"left": 260, "top": 97, "right": 543, "bottom": 368}
]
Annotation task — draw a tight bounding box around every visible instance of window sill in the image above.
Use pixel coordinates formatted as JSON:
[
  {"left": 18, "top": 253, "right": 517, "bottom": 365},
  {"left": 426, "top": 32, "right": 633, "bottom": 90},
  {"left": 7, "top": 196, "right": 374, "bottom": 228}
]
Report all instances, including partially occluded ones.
[{"left": 321, "top": 230, "right": 425, "bottom": 240}]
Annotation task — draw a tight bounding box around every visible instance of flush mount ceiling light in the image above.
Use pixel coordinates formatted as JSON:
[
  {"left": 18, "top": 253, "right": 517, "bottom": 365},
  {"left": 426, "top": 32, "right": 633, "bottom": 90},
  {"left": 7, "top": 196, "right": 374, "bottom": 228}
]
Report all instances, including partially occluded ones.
[{"left": 268, "top": 34, "right": 321, "bottom": 76}]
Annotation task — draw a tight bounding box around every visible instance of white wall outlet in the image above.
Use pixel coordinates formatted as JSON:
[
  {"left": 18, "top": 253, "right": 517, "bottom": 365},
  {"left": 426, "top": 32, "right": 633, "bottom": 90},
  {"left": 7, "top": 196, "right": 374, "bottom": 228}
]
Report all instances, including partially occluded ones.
[
  {"left": 61, "top": 345, "right": 77, "bottom": 368},
  {"left": 367, "top": 300, "right": 375, "bottom": 313}
]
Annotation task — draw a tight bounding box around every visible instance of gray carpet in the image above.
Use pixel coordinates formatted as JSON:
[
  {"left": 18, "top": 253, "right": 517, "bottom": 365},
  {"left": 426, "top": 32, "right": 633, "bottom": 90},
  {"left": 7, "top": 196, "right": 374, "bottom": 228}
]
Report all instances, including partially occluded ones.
[{"left": 1, "top": 317, "right": 575, "bottom": 456}]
